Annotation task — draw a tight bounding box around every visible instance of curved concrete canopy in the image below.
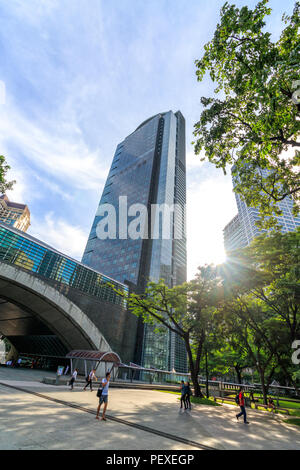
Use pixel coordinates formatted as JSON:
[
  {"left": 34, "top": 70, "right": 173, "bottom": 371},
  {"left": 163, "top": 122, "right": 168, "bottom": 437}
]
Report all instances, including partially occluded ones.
[
  {"left": 66, "top": 350, "right": 121, "bottom": 363},
  {"left": 0, "top": 262, "right": 111, "bottom": 354}
]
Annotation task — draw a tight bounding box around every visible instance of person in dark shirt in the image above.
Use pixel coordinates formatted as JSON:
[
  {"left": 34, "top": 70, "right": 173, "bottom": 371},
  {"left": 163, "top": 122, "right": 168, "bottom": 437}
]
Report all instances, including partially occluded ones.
[
  {"left": 185, "top": 382, "right": 192, "bottom": 410},
  {"left": 180, "top": 381, "right": 186, "bottom": 409}
]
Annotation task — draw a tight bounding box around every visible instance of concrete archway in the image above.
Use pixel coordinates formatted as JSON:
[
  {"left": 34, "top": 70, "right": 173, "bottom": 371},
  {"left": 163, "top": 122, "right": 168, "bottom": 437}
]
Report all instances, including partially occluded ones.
[{"left": 0, "top": 262, "right": 111, "bottom": 355}]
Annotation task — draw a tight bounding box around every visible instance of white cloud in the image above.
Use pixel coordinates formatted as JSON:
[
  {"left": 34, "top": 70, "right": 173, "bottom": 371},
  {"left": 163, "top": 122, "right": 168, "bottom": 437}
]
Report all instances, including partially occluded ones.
[
  {"left": 5, "top": 0, "right": 60, "bottom": 23},
  {"left": 0, "top": 99, "right": 109, "bottom": 192},
  {"left": 186, "top": 150, "right": 205, "bottom": 171},
  {"left": 30, "top": 212, "right": 88, "bottom": 261},
  {"left": 5, "top": 167, "right": 27, "bottom": 204},
  {"left": 32, "top": 174, "right": 73, "bottom": 201}
]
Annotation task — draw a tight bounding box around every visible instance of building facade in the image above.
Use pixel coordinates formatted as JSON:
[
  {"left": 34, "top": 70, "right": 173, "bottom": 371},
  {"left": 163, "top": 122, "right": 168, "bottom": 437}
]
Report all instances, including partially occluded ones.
[
  {"left": 82, "top": 111, "right": 187, "bottom": 372},
  {"left": 223, "top": 214, "right": 247, "bottom": 253},
  {"left": 0, "top": 194, "right": 30, "bottom": 232},
  {"left": 224, "top": 168, "right": 300, "bottom": 253}
]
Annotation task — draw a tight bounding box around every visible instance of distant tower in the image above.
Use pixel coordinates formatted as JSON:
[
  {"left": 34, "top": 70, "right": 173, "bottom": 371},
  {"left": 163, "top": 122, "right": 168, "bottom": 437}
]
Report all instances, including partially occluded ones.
[
  {"left": 224, "top": 168, "right": 300, "bottom": 253},
  {"left": 82, "top": 111, "right": 187, "bottom": 372},
  {"left": 0, "top": 194, "right": 30, "bottom": 232}
]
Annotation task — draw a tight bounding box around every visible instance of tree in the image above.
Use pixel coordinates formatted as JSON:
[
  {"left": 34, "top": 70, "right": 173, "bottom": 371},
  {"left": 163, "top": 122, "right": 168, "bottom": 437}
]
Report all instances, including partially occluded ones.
[
  {"left": 245, "top": 229, "right": 300, "bottom": 344},
  {"left": 207, "top": 339, "right": 254, "bottom": 384},
  {"left": 221, "top": 296, "right": 279, "bottom": 404},
  {"left": 193, "top": 1, "right": 300, "bottom": 227},
  {"left": 116, "top": 266, "right": 223, "bottom": 397},
  {"left": 226, "top": 229, "right": 300, "bottom": 346},
  {"left": 0, "top": 155, "right": 15, "bottom": 194},
  {"left": 223, "top": 228, "right": 300, "bottom": 390}
]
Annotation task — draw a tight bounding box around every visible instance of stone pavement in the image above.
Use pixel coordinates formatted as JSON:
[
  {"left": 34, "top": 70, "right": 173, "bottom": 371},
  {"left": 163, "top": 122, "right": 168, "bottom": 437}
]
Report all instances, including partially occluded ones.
[{"left": 0, "top": 367, "right": 299, "bottom": 450}]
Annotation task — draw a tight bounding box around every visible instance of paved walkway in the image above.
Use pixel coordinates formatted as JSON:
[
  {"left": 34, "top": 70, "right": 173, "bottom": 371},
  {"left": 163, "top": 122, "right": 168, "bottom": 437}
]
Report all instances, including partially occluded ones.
[{"left": 0, "top": 367, "right": 299, "bottom": 450}]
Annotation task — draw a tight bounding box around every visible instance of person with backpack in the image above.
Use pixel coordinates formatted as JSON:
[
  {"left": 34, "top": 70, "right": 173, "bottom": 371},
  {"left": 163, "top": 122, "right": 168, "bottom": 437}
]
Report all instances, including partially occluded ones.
[
  {"left": 83, "top": 368, "right": 97, "bottom": 391},
  {"left": 95, "top": 371, "right": 111, "bottom": 421},
  {"left": 236, "top": 387, "right": 249, "bottom": 424},
  {"left": 69, "top": 368, "right": 78, "bottom": 390}
]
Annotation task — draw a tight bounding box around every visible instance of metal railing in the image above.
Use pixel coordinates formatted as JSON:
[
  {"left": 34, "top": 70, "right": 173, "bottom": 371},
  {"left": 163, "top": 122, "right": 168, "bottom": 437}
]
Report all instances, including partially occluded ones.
[
  {"left": 0, "top": 223, "right": 128, "bottom": 307},
  {"left": 114, "top": 365, "right": 299, "bottom": 397}
]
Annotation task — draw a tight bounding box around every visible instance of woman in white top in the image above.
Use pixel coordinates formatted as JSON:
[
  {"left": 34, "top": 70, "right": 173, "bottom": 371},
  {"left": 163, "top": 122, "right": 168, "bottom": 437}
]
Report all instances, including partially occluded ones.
[
  {"left": 83, "top": 369, "right": 97, "bottom": 391},
  {"left": 95, "top": 372, "right": 111, "bottom": 421},
  {"left": 69, "top": 369, "right": 78, "bottom": 390}
]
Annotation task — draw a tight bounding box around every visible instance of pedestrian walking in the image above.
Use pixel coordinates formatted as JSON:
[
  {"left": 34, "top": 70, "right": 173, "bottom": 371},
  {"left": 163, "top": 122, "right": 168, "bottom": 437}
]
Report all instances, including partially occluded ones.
[
  {"left": 69, "top": 368, "right": 78, "bottom": 390},
  {"left": 95, "top": 372, "right": 111, "bottom": 421},
  {"left": 236, "top": 387, "right": 249, "bottom": 424},
  {"left": 185, "top": 381, "right": 192, "bottom": 410},
  {"left": 83, "top": 368, "right": 97, "bottom": 391}
]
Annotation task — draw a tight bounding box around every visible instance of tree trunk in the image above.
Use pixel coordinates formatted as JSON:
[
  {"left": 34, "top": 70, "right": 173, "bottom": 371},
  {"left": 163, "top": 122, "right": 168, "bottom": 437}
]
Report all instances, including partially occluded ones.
[
  {"left": 259, "top": 370, "right": 268, "bottom": 405},
  {"left": 235, "top": 364, "right": 242, "bottom": 384},
  {"left": 184, "top": 337, "right": 203, "bottom": 397},
  {"left": 191, "top": 370, "right": 203, "bottom": 397}
]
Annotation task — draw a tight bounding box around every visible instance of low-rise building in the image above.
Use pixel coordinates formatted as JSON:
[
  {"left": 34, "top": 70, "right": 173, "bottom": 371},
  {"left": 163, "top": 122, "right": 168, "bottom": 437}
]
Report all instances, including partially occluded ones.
[{"left": 0, "top": 194, "right": 30, "bottom": 232}]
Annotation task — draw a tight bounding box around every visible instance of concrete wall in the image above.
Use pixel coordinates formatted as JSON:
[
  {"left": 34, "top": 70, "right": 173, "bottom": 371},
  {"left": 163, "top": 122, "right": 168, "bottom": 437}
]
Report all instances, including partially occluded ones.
[
  {"left": 62, "top": 287, "right": 138, "bottom": 364},
  {"left": 0, "top": 339, "right": 5, "bottom": 363}
]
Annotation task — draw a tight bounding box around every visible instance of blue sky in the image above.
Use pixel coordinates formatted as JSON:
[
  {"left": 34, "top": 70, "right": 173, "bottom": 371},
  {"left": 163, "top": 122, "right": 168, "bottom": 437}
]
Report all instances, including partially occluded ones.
[{"left": 0, "top": 0, "right": 295, "bottom": 280}]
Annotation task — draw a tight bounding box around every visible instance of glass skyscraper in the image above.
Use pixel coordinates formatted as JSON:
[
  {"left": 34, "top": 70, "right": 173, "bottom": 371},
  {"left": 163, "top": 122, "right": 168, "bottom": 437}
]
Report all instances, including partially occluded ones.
[
  {"left": 224, "top": 168, "right": 300, "bottom": 252},
  {"left": 82, "top": 111, "right": 187, "bottom": 372}
]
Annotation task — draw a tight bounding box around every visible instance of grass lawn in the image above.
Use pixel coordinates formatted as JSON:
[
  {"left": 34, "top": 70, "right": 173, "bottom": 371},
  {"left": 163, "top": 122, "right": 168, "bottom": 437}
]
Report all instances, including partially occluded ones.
[
  {"left": 277, "top": 401, "right": 300, "bottom": 409},
  {"left": 154, "top": 390, "right": 300, "bottom": 417},
  {"left": 191, "top": 396, "right": 221, "bottom": 406},
  {"left": 281, "top": 408, "right": 300, "bottom": 417},
  {"left": 154, "top": 390, "right": 221, "bottom": 406},
  {"left": 226, "top": 393, "right": 300, "bottom": 416},
  {"left": 284, "top": 418, "right": 300, "bottom": 427},
  {"left": 215, "top": 398, "right": 238, "bottom": 406}
]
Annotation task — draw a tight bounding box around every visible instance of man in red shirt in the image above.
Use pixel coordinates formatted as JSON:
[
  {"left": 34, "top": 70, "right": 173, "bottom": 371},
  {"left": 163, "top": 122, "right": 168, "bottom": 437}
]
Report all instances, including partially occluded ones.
[{"left": 236, "top": 387, "right": 250, "bottom": 424}]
